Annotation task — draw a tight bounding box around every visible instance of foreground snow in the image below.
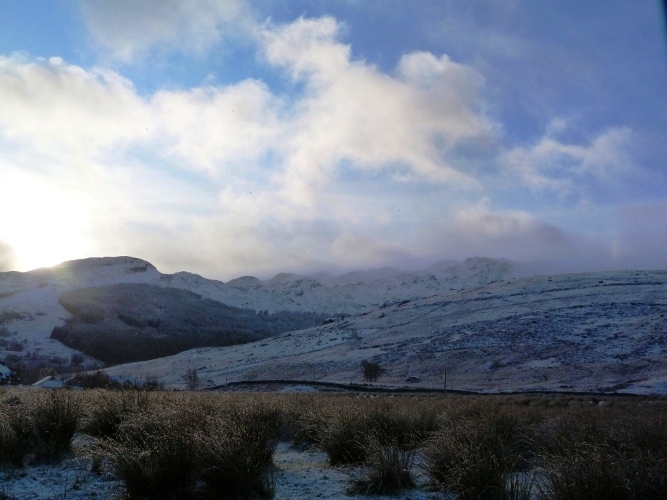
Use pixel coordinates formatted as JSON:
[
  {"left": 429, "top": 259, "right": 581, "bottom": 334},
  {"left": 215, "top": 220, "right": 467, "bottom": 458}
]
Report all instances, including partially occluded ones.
[
  {"left": 0, "top": 441, "right": 445, "bottom": 500},
  {"left": 0, "top": 456, "right": 122, "bottom": 499}
]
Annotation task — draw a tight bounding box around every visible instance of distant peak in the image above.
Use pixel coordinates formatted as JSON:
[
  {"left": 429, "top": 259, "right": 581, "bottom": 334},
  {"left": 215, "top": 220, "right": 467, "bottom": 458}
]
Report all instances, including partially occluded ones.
[
  {"left": 36, "top": 256, "right": 156, "bottom": 273},
  {"left": 463, "top": 257, "right": 512, "bottom": 265},
  {"left": 227, "top": 276, "right": 263, "bottom": 289},
  {"left": 269, "top": 272, "right": 302, "bottom": 284}
]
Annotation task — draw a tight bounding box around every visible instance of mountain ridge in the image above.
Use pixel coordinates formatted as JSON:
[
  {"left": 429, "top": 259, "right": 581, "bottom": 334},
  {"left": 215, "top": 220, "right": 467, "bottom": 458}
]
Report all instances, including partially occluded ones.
[{"left": 0, "top": 255, "right": 528, "bottom": 364}]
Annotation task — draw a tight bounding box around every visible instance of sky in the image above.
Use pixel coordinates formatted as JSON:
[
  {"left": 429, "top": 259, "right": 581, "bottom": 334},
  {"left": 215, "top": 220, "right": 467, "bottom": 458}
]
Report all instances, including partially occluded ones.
[{"left": 0, "top": 1, "right": 666, "bottom": 280}]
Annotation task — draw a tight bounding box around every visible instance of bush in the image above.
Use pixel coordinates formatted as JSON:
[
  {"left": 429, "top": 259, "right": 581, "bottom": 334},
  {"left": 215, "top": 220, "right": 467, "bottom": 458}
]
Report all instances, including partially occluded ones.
[
  {"left": 534, "top": 410, "right": 667, "bottom": 499},
  {"left": 104, "top": 414, "right": 198, "bottom": 499},
  {"left": 361, "top": 360, "right": 381, "bottom": 382},
  {"left": 347, "top": 436, "right": 416, "bottom": 495},
  {"left": 0, "top": 410, "right": 33, "bottom": 467},
  {"left": 31, "top": 390, "right": 80, "bottom": 462},
  {"left": 196, "top": 404, "right": 279, "bottom": 499},
  {"left": 424, "top": 408, "right": 530, "bottom": 499},
  {"left": 185, "top": 368, "right": 199, "bottom": 391},
  {"left": 101, "top": 396, "right": 280, "bottom": 499}
]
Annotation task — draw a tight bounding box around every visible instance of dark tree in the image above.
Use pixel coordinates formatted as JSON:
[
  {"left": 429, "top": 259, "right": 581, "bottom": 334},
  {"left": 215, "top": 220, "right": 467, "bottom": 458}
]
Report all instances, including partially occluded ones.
[
  {"left": 185, "top": 367, "right": 199, "bottom": 390},
  {"left": 361, "top": 359, "right": 381, "bottom": 382}
]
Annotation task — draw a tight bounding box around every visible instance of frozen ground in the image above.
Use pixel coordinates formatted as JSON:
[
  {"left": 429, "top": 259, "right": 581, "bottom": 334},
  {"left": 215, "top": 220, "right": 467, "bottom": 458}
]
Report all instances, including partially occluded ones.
[
  {"left": 0, "top": 441, "right": 446, "bottom": 500},
  {"left": 273, "top": 442, "right": 446, "bottom": 500},
  {"left": 0, "top": 457, "right": 123, "bottom": 499}
]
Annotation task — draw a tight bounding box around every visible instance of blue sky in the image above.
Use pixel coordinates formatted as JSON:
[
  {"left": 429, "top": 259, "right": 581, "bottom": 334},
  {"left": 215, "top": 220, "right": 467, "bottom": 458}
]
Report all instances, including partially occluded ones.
[{"left": 0, "top": 0, "right": 666, "bottom": 279}]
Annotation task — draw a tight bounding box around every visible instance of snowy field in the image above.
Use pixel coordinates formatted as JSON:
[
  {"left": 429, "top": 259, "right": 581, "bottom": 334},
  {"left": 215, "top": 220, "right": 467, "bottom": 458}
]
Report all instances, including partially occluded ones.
[{"left": 105, "top": 270, "right": 667, "bottom": 395}]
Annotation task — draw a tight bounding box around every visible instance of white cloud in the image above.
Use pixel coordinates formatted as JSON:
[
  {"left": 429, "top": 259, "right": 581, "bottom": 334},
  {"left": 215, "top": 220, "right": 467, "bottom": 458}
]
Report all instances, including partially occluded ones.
[
  {"left": 0, "top": 55, "right": 279, "bottom": 175},
  {"left": 0, "top": 55, "right": 152, "bottom": 158},
  {"left": 3, "top": 15, "right": 653, "bottom": 279},
  {"left": 152, "top": 79, "right": 281, "bottom": 174},
  {"left": 0, "top": 24, "right": 538, "bottom": 278},
  {"left": 80, "top": 0, "right": 249, "bottom": 63},
  {"left": 501, "top": 122, "right": 633, "bottom": 194},
  {"left": 259, "top": 17, "right": 494, "bottom": 189}
]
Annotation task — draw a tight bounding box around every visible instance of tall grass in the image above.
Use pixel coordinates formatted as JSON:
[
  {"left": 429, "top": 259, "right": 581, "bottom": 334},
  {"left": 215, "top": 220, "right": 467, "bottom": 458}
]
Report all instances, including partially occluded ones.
[
  {"left": 196, "top": 404, "right": 279, "bottom": 499},
  {"left": 534, "top": 409, "right": 667, "bottom": 499},
  {"left": 31, "top": 389, "right": 80, "bottom": 461},
  {"left": 104, "top": 413, "right": 198, "bottom": 499},
  {"left": 82, "top": 389, "right": 153, "bottom": 440},
  {"left": 0, "top": 389, "right": 80, "bottom": 465},
  {"left": 0, "top": 410, "right": 33, "bottom": 467},
  {"left": 286, "top": 395, "right": 440, "bottom": 465},
  {"left": 423, "top": 406, "right": 532, "bottom": 499},
  {"left": 2, "top": 389, "right": 667, "bottom": 499},
  {"left": 95, "top": 394, "right": 280, "bottom": 499},
  {"left": 347, "top": 435, "right": 417, "bottom": 495}
]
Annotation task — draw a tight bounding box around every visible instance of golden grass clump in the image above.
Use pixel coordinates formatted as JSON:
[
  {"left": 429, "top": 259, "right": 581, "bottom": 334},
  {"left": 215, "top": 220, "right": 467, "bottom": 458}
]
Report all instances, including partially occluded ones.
[{"left": 1, "top": 388, "right": 667, "bottom": 499}]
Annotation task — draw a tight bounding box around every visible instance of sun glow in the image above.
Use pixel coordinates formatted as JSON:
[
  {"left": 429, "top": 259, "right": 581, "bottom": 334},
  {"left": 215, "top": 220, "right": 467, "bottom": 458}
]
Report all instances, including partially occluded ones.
[{"left": 0, "top": 176, "right": 92, "bottom": 271}]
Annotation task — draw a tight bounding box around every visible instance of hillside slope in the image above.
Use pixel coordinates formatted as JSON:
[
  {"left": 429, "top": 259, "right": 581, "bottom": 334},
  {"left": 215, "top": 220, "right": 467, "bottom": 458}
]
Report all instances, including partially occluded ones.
[
  {"left": 0, "top": 256, "right": 521, "bottom": 362},
  {"left": 103, "top": 270, "right": 667, "bottom": 395},
  {"left": 51, "top": 284, "right": 329, "bottom": 364}
]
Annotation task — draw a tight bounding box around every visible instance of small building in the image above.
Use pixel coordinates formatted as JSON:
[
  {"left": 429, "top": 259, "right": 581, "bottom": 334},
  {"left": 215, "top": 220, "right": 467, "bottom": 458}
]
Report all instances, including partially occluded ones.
[{"left": 0, "top": 362, "right": 14, "bottom": 385}]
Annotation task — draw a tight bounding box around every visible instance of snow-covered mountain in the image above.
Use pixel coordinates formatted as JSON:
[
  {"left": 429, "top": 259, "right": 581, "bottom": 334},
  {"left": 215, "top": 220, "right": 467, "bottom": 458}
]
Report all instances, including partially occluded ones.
[
  {"left": 104, "top": 269, "right": 667, "bottom": 395},
  {"left": 0, "top": 256, "right": 524, "bottom": 362}
]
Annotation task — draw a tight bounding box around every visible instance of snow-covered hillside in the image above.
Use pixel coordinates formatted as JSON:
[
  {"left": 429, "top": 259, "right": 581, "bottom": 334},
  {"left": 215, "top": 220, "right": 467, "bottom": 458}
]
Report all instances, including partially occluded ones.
[
  {"left": 0, "top": 256, "right": 522, "bottom": 362},
  {"left": 103, "top": 270, "right": 667, "bottom": 395}
]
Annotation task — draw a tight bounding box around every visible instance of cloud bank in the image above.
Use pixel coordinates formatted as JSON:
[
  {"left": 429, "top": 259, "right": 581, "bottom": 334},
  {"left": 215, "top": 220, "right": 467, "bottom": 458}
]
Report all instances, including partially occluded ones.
[{"left": 0, "top": 2, "right": 665, "bottom": 278}]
